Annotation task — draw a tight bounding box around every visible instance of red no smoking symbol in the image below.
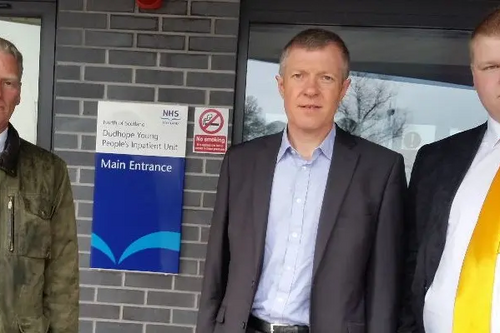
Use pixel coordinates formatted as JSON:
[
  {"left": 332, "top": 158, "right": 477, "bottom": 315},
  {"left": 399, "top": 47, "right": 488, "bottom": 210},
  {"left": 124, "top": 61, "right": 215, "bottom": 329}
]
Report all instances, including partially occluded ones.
[{"left": 199, "top": 109, "right": 224, "bottom": 134}]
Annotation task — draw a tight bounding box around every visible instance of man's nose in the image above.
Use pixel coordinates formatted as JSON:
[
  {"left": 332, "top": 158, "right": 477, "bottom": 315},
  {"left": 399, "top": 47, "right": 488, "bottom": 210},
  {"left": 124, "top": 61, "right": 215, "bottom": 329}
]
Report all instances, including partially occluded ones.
[{"left": 303, "top": 78, "right": 319, "bottom": 96}]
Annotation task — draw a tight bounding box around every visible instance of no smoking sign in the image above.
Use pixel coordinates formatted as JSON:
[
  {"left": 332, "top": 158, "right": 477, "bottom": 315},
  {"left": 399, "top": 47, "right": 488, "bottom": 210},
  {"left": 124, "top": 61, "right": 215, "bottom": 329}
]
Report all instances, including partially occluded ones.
[
  {"left": 193, "top": 107, "right": 229, "bottom": 154},
  {"left": 199, "top": 109, "right": 224, "bottom": 135}
]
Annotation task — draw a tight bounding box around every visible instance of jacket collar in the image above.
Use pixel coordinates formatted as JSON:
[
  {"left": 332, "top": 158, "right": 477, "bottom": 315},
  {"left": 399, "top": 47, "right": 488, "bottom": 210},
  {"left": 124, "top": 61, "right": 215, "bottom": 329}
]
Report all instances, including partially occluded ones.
[
  {"left": 485, "top": 116, "right": 500, "bottom": 147},
  {"left": 0, "top": 123, "right": 21, "bottom": 177},
  {"left": 277, "top": 125, "right": 337, "bottom": 162}
]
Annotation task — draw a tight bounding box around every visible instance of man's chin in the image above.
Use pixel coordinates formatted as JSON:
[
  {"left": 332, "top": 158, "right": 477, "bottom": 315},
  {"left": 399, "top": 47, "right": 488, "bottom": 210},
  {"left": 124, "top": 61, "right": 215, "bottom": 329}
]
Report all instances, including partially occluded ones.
[{"left": 289, "top": 123, "right": 332, "bottom": 134}]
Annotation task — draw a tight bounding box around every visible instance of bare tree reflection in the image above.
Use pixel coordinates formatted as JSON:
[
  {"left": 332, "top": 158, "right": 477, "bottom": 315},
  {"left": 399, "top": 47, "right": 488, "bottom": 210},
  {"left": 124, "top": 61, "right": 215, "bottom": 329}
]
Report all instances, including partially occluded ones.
[
  {"left": 244, "top": 95, "right": 285, "bottom": 141},
  {"left": 337, "top": 73, "right": 406, "bottom": 144}
]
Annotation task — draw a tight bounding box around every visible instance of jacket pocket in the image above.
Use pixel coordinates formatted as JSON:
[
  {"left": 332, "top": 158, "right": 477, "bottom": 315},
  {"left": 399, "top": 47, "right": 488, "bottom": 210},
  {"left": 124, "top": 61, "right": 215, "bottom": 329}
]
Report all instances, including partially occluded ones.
[
  {"left": 347, "top": 322, "right": 365, "bottom": 333},
  {"left": 18, "top": 194, "right": 53, "bottom": 259},
  {"left": 17, "top": 315, "right": 50, "bottom": 333},
  {"left": 216, "top": 305, "right": 226, "bottom": 323}
]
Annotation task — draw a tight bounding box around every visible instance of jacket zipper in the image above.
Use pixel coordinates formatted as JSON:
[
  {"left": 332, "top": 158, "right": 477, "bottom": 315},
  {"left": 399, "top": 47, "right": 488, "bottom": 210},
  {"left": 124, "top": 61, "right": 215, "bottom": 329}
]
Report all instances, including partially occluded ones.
[{"left": 8, "top": 196, "right": 14, "bottom": 252}]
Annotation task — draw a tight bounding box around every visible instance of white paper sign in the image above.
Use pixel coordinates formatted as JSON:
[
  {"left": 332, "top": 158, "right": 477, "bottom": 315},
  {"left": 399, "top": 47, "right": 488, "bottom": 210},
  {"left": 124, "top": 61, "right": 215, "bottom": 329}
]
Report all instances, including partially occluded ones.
[{"left": 96, "top": 101, "right": 188, "bottom": 158}]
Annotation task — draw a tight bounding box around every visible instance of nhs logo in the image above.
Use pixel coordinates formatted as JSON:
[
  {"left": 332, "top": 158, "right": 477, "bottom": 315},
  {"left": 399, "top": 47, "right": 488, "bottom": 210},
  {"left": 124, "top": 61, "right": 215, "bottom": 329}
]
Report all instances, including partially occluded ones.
[
  {"left": 162, "top": 109, "right": 180, "bottom": 120},
  {"left": 161, "top": 109, "right": 181, "bottom": 124}
]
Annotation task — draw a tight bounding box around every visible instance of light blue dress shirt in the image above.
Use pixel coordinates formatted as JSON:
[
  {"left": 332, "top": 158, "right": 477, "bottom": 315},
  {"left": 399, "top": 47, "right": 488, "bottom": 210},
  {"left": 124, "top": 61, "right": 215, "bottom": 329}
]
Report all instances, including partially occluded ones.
[{"left": 252, "top": 126, "right": 335, "bottom": 326}]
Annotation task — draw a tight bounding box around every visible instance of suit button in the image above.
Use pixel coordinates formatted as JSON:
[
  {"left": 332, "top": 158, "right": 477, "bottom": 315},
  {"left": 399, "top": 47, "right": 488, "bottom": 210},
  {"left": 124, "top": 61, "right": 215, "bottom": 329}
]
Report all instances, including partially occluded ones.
[
  {"left": 251, "top": 280, "right": 255, "bottom": 288},
  {"left": 241, "top": 322, "right": 246, "bottom": 329}
]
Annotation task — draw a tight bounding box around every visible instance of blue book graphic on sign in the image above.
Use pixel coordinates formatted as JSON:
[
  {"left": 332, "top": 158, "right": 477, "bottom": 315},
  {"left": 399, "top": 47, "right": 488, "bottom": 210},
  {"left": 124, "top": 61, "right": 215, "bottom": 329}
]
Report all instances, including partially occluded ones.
[{"left": 91, "top": 231, "right": 181, "bottom": 264}]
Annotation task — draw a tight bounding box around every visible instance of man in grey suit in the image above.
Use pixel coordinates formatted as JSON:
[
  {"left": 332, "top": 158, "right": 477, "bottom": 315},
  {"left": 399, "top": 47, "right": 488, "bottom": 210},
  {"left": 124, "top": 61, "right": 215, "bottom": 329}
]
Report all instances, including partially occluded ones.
[{"left": 197, "top": 28, "right": 407, "bottom": 333}]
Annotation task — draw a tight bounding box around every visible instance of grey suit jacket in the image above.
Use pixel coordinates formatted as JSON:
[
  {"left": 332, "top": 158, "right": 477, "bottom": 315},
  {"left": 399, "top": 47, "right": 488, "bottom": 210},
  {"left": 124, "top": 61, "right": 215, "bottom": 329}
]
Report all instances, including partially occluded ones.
[{"left": 197, "top": 127, "right": 407, "bottom": 333}]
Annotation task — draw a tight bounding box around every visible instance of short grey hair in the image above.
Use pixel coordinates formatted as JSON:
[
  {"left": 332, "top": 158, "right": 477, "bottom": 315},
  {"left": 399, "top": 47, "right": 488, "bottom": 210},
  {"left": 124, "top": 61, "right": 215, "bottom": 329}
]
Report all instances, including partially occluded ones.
[
  {"left": 279, "top": 28, "right": 350, "bottom": 80},
  {"left": 0, "top": 37, "right": 23, "bottom": 80}
]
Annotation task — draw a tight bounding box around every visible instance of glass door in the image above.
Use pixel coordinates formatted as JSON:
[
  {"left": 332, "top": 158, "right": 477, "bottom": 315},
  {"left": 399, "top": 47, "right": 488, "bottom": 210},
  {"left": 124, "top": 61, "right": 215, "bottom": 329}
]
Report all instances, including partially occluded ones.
[
  {"left": 0, "top": 16, "right": 41, "bottom": 144},
  {"left": 0, "top": 1, "right": 56, "bottom": 150},
  {"left": 241, "top": 24, "right": 486, "bottom": 177}
]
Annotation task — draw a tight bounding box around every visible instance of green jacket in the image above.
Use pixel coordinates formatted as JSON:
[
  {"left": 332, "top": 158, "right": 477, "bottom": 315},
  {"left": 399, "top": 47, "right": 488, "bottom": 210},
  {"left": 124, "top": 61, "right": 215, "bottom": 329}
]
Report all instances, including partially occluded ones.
[{"left": 0, "top": 124, "right": 79, "bottom": 333}]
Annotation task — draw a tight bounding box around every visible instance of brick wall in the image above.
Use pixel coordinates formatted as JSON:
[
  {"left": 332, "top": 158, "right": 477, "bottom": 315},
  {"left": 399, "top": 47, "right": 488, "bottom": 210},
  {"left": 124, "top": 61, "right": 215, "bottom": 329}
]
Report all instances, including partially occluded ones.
[{"left": 54, "top": 0, "right": 240, "bottom": 332}]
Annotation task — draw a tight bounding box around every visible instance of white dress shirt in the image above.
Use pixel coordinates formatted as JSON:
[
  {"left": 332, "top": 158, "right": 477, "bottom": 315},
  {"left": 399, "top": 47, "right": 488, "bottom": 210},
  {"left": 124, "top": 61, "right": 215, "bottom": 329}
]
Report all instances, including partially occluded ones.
[
  {"left": 424, "top": 116, "right": 500, "bottom": 333},
  {"left": 0, "top": 127, "right": 8, "bottom": 153}
]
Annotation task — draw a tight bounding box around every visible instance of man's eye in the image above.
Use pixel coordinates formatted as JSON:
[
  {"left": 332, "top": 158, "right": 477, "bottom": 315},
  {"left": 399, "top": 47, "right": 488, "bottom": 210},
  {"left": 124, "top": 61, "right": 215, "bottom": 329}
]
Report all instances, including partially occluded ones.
[
  {"left": 2, "top": 80, "right": 19, "bottom": 89},
  {"left": 484, "top": 65, "right": 500, "bottom": 70}
]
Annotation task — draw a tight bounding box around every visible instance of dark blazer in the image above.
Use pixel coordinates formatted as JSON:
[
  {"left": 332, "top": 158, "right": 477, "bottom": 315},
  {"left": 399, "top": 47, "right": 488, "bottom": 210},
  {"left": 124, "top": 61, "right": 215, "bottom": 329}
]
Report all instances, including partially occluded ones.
[
  {"left": 398, "top": 123, "right": 487, "bottom": 333},
  {"left": 196, "top": 127, "right": 407, "bottom": 333}
]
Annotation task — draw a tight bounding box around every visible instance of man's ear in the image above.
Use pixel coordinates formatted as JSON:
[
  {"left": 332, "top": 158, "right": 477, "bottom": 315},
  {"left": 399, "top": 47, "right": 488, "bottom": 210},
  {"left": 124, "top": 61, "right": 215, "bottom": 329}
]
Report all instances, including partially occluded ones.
[
  {"left": 471, "top": 64, "right": 478, "bottom": 89},
  {"left": 276, "top": 75, "right": 285, "bottom": 99},
  {"left": 16, "top": 82, "right": 21, "bottom": 105},
  {"left": 340, "top": 77, "right": 351, "bottom": 100}
]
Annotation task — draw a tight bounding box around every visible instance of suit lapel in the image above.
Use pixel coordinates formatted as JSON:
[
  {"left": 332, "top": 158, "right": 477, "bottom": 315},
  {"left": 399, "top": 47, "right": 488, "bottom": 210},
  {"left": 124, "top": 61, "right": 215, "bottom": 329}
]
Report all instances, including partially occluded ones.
[
  {"left": 312, "top": 128, "right": 359, "bottom": 279},
  {"left": 252, "top": 133, "right": 282, "bottom": 275},
  {"left": 425, "top": 123, "right": 487, "bottom": 282},
  {"left": 430, "top": 123, "right": 487, "bottom": 228}
]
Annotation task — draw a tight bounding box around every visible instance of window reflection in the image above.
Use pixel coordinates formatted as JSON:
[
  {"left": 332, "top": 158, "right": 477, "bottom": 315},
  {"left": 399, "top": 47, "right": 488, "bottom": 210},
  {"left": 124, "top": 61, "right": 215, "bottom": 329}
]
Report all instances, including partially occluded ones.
[{"left": 243, "top": 25, "right": 487, "bottom": 177}]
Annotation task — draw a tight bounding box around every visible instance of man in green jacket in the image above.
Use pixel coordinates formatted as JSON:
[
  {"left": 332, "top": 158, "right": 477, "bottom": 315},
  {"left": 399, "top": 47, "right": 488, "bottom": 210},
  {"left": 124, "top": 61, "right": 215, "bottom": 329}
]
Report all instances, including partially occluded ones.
[{"left": 0, "top": 37, "right": 79, "bottom": 332}]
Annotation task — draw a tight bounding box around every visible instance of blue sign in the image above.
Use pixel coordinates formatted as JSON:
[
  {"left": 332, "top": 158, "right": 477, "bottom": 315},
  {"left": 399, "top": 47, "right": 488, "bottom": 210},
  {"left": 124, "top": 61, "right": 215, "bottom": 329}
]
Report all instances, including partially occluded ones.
[{"left": 90, "top": 101, "right": 188, "bottom": 274}]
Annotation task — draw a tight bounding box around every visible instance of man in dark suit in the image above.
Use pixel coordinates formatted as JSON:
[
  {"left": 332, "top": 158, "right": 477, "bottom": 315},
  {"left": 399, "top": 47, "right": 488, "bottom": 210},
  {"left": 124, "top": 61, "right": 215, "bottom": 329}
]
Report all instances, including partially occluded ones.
[
  {"left": 399, "top": 8, "right": 500, "bottom": 333},
  {"left": 197, "top": 28, "right": 407, "bottom": 333}
]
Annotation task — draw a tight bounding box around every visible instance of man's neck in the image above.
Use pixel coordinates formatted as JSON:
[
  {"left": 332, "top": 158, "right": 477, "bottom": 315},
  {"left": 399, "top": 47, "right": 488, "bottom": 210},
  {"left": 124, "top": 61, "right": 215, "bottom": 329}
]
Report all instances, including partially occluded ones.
[
  {"left": 0, "top": 124, "right": 8, "bottom": 134},
  {"left": 287, "top": 125, "right": 333, "bottom": 160}
]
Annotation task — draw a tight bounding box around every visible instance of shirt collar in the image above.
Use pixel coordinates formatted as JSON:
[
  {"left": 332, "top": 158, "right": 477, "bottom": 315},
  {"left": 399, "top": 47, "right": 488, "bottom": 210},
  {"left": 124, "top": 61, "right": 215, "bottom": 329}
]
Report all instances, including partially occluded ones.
[
  {"left": 485, "top": 115, "right": 500, "bottom": 146},
  {"left": 277, "top": 125, "right": 336, "bottom": 161},
  {"left": 0, "top": 127, "right": 8, "bottom": 153}
]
